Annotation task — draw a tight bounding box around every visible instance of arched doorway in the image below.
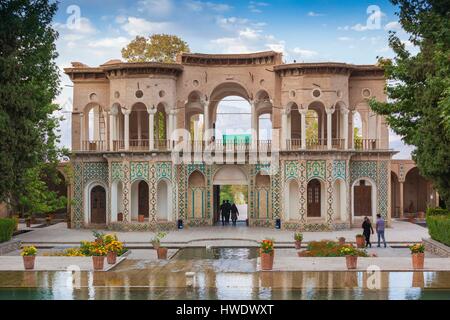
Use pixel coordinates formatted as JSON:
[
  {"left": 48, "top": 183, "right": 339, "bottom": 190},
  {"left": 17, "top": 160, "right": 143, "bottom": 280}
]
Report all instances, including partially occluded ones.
[
  {"left": 307, "top": 179, "right": 322, "bottom": 217},
  {"left": 352, "top": 178, "right": 376, "bottom": 221},
  {"left": 404, "top": 167, "right": 429, "bottom": 214},
  {"left": 255, "top": 173, "right": 271, "bottom": 219},
  {"left": 213, "top": 165, "right": 249, "bottom": 224},
  {"left": 90, "top": 185, "right": 106, "bottom": 224},
  {"left": 285, "top": 179, "right": 299, "bottom": 220},
  {"left": 391, "top": 172, "right": 400, "bottom": 218},
  {"left": 157, "top": 179, "right": 171, "bottom": 221},
  {"left": 129, "top": 103, "right": 149, "bottom": 150},
  {"left": 333, "top": 179, "right": 347, "bottom": 221},
  {"left": 187, "top": 171, "right": 206, "bottom": 219},
  {"left": 130, "top": 180, "right": 149, "bottom": 220}
]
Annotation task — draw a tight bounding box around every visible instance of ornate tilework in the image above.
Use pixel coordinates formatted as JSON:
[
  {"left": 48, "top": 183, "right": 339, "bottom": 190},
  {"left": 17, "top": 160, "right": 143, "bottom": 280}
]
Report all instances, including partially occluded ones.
[
  {"left": 156, "top": 162, "right": 172, "bottom": 182},
  {"left": 82, "top": 162, "right": 109, "bottom": 185},
  {"left": 326, "top": 160, "right": 334, "bottom": 225},
  {"left": 148, "top": 163, "right": 157, "bottom": 225},
  {"left": 333, "top": 160, "right": 346, "bottom": 181},
  {"left": 122, "top": 161, "right": 130, "bottom": 222},
  {"left": 284, "top": 161, "right": 298, "bottom": 181},
  {"left": 111, "top": 162, "right": 124, "bottom": 182},
  {"left": 271, "top": 171, "right": 281, "bottom": 219},
  {"left": 350, "top": 161, "right": 377, "bottom": 184},
  {"left": 298, "top": 160, "right": 307, "bottom": 224},
  {"left": 72, "top": 162, "right": 83, "bottom": 228},
  {"left": 377, "top": 160, "right": 389, "bottom": 219},
  {"left": 130, "top": 162, "right": 149, "bottom": 182},
  {"left": 307, "top": 160, "right": 326, "bottom": 181}
]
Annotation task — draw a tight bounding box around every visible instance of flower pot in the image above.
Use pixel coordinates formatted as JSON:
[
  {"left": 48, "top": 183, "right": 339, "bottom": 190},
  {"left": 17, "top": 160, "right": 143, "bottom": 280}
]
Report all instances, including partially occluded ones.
[
  {"left": 260, "top": 250, "right": 274, "bottom": 271},
  {"left": 338, "top": 237, "right": 346, "bottom": 245},
  {"left": 23, "top": 256, "right": 36, "bottom": 270},
  {"left": 138, "top": 215, "right": 145, "bottom": 223},
  {"left": 412, "top": 253, "right": 425, "bottom": 270},
  {"left": 117, "top": 213, "right": 123, "bottom": 222},
  {"left": 294, "top": 240, "right": 302, "bottom": 250},
  {"left": 157, "top": 247, "right": 168, "bottom": 260},
  {"left": 345, "top": 255, "right": 358, "bottom": 270},
  {"left": 92, "top": 256, "right": 105, "bottom": 270},
  {"left": 355, "top": 236, "right": 365, "bottom": 248},
  {"left": 107, "top": 251, "right": 117, "bottom": 264}
]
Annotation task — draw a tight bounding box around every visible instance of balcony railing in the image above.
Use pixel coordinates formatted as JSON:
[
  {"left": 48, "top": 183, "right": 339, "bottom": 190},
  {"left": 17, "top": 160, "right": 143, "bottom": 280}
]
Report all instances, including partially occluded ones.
[{"left": 78, "top": 138, "right": 380, "bottom": 152}]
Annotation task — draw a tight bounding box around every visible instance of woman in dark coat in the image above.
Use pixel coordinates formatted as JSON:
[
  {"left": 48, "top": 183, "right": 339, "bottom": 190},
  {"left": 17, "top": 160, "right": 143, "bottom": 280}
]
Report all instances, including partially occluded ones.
[{"left": 362, "top": 217, "right": 374, "bottom": 248}]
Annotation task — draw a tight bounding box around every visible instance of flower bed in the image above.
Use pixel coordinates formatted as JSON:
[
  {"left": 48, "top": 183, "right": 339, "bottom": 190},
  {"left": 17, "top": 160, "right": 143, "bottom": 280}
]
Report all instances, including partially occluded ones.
[
  {"left": 297, "top": 240, "right": 368, "bottom": 257},
  {"left": 0, "top": 218, "right": 15, "bottom": 243}
]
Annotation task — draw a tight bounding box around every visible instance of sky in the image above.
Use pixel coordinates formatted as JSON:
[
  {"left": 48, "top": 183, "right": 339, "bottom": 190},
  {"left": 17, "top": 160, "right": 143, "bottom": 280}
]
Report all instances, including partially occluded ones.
[{"left": 53, "top": 0, "right": 415, "bottom": 158}]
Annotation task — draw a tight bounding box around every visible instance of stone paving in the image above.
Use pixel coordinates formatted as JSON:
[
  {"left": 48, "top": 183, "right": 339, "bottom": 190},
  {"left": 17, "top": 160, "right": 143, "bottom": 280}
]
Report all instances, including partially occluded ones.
[{"left": 13, "top": 220, "right": 430, "bottom": 246}]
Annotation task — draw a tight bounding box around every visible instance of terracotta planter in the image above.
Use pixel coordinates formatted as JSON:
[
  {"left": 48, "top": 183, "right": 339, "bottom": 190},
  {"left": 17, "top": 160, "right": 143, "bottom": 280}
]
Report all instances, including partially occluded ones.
[
  {"left": 412, "top": 253, "right": 425, "bottom": 270},
  {"left": 92, "top": 256, "right": 105, "bottom": 270},
  {"left": 107, "top": 251, "right": 117, "bottom": 264},
  {"left": 157, "top": 247, "right": 168, "bottom": 260},
  {"left": 23, "top": 256, "right": 36, "bottom": 270},
  {"left": 338, "top": 237, "right": 346, "bottom": 245},
  {"left": 294, "top": 240, "right": 302, "bottom": 250},
  {"left": 260, "top": 250, "right": 274, "bottom": 271},
  {"left": 25, "top": 219, "right": 31, "bottom": 228},
  {"left": 345, "top": 255, "right": 358, "bottom": 270},
  {"left": 117, "top": 213, "right": 123, "bottom": 222},
  {"left": 356, "top": 236, "right": 365, "bottom": 248},
  {"left": 138, "top": 215, "right": 145, "bottom": 223}
]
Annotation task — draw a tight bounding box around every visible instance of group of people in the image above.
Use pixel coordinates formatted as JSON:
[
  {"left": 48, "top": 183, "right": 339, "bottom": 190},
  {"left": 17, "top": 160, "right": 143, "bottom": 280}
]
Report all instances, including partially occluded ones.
[
  {"left": 219, "top": 200, "right": 239, "bottom": 226},
  {"left": 362, "top": 214, "right": 387, "bottom": 248}
]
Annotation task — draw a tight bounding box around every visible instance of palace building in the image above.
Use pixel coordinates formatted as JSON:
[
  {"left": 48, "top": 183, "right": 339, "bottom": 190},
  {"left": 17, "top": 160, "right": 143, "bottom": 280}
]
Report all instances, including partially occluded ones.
[{"left": 64, "top": 51, "right": 440, "bottom": 231}]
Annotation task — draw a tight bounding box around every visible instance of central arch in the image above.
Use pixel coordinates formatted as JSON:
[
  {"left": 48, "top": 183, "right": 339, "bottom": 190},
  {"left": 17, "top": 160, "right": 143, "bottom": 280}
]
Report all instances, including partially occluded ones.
[{"left": 213, "top": 165, "right": 248, "bottom": 185}]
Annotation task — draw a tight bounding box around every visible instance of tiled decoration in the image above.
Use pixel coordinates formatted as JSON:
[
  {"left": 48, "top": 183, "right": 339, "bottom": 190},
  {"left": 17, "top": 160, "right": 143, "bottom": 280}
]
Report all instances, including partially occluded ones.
[
  {"left": 271, "top": 171, "right": 281, "bottom": 219},
  {"left": 350, "top": 161, "right": 377, "bottom": 184},
  {"left": 377, "top": 160, "right": 389, "bottom": 219},
  {"left": 148, "top": 163, "right": 157, "bottom": 225},
  {"left": 326, "top": 159, "right": 334, "bottom": 224},
  {"left": 298, "top": 160, "right": 307, "bottom": 224},
  {"left": 71, "top": 161, "right": 109, "bottom": 228},
  {"left": 284, "top": 160, "right": 299, "bottom": 181},
  {"left": 333, "top": 160, "right": 346, "bottom": 181},
  {"left": 156, "top": 162, "right": 172, "bottom": 182},
  {"left": 130, "top": 161, "right": 149, "bottom": 182},
  {"left": 307, "top": 160, "right": 326, "bottom": 181}
]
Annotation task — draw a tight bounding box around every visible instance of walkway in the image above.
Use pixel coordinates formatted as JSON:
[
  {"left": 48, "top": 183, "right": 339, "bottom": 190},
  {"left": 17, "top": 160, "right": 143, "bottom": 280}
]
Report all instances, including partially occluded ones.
[{"left": 13, "top": 220, "right": 429, "bottom": 247}]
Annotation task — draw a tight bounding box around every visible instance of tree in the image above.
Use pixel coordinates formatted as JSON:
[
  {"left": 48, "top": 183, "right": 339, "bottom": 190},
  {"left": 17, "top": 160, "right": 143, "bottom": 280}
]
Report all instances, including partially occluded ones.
[
  {"left": 370, "top": 0, "right": 450, "bottom": 208},
  {"left": 121, "top": 34, "right": 190, "bottom": 63},
  {"left": 0, "top": 0, "right": 66, "bottom": 212}
]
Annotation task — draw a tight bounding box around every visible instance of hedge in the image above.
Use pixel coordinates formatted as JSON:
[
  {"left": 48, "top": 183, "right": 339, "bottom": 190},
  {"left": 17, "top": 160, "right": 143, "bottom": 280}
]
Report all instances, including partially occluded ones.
[
  {"left": 427, "top": 215, "right": 450, "bottom": 246},
  {"left": 426, "top": 207, "right": 450, "bottom": 217},
  {"left": 0, "top": 218, "right": 15, "bottom": 243}
]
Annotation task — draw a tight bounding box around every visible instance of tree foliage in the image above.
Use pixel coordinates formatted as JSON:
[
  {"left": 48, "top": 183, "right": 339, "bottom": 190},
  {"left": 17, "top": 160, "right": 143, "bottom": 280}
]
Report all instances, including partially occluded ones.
[
  {"left": 370, "top": 0, "right": 450, "bottom": 208},
  {"left": 121, "top": 34, "right": 190, "bottom": 63},
  {"left": 0, "top": 0, "right": 67, "bottom": 212}
]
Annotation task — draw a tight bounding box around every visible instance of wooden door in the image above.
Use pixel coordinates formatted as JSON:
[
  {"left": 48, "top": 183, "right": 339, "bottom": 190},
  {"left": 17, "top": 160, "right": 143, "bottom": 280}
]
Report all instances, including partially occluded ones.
[
  {"left": 307, "top": 179, "right": 321, "bottom": 217},
  {"left": 91, "top": 186, "right": 106, "bottom": 224},
  {"left": 138, "top": 181, "right": 149, "bottom": 217},
  {"left": 354, "top": 181, "right": 372, "bottom": 216}
]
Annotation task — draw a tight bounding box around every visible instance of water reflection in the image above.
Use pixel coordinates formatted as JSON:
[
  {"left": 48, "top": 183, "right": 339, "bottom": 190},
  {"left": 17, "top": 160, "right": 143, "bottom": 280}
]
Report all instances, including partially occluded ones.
[{"left": 0, "top": 260, "right": 450, "bottom": 300}]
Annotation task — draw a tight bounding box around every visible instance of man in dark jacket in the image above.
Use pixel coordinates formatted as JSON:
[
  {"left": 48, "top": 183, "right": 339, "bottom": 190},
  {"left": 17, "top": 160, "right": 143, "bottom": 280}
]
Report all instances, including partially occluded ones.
[{"left": 230, "top": 203, "right": 239, "bottom": 226}]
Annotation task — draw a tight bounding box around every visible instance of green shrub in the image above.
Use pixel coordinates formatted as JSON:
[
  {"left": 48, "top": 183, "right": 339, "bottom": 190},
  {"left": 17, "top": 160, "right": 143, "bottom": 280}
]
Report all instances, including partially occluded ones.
[
  {"left": 426, "top": 207, "right": 449, "bottom": 217},
  {"left": 0, "top": 218, "right": 15, "bottom": 243},
  {"left": 427, "top": 215, "right": 450, "bottom": 246}
]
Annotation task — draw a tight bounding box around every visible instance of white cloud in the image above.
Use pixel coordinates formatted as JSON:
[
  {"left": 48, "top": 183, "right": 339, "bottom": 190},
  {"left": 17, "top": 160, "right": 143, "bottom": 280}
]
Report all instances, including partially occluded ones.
[
  {"left": 338, "top": 25, "right": 350, "bottom": 31},
  {"left": 120, "top": 17, "right": 170, "bottom": 37},
  {"left": 248, "top": 1, "right": 269, "bottom": 14},
  {"left": 137, "top": 0, "right": 173, "bottom": 16},
  {"left": 291, "top": 48, "right": 318, "bottom": 58},
  {"left": 185, "top": 1, "right": 232, "bottom": 12},
  {"left": 88, "top": 37, "right": 130, "bottom": 48},
  {"left": 307, "top": 11, "right": 324, "bottom": 17},
  {"left": 216, "top": 16, "right": 250, "bottom": 30},
  {"left": 54, "top": 17, "right": 98, "bottom": 35},
  {"left": 384, "top": 21, "right": 401, "bottom": 31},
  {"left": 239, "top": 27, "right": 261, "bottom": 40},
  {"left": 338, "top": 36, "right": 352, "bottom": 41}
]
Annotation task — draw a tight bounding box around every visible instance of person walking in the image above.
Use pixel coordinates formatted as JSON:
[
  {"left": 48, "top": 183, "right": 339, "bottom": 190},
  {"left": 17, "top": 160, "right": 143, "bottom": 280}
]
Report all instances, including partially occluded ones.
[
  {"left": 225, "top": 200, "right": 231, "bottom": 224},
  {"left": 376, "top": 214, "right": 387, "bottom": 248},
  {"left": 230, "top": 203, "right": 239, "bottom": 226},
  {"left": 362, "top": 216, "right": 374, "bottom": 248},
  {"left": 219, "top": 200, "right": 227, "bottom": 226}
]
